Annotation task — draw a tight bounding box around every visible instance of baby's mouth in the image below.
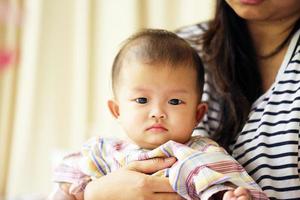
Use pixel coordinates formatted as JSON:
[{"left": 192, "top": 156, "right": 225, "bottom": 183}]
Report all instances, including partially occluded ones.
[{"left": 146, "top": 124, "right": 168, "bottom": 132}]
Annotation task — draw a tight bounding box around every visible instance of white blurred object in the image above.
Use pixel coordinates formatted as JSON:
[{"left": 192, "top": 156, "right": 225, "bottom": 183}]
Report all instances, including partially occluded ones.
[{"left": 3, "top": 193, "right": 46, "bottom": 200}]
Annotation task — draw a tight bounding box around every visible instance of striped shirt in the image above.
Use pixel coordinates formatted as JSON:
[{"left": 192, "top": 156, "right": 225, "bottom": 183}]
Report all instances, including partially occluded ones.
[
  {"left": 51, "top": 136, "right": 268, "bottom": 200},
  {"left": 177, "top": 24, "right": 300, "bottom": 199}
]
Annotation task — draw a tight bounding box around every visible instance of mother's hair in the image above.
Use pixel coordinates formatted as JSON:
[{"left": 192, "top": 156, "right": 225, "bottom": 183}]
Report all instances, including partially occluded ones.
[{"left": 201, "top": 0, "right": 300, "bottom": 150}]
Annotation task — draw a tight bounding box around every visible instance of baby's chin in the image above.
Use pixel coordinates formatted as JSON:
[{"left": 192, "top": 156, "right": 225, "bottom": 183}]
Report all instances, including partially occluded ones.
[
  {"left": 134, "top": 136, "right": 190, "bottom": 149},
  {"left": 135, "top": 139, "right": 168, "bottom": 150},
  {"left": 137, "top": 142, "right": 162, "bottom": 150}
]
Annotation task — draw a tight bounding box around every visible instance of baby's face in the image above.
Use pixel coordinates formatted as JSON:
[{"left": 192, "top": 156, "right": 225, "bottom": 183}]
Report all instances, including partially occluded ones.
[{"left": 109, "top": 61, "right": 207, "bottom": 149}]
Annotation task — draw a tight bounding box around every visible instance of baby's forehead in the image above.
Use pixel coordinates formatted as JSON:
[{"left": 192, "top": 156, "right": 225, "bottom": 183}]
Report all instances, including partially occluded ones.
[
  {"left": 114, "top": 64, "right": 201, "bottom": 100},
  {"left": 120, "top": 60, "right": 196, "bottom": 78},
  {"left": 121, "top": 47, "right": 172, "bottom": 67},
  {"left": 119, "top": 63, "right": 198, "bottom": 85}
]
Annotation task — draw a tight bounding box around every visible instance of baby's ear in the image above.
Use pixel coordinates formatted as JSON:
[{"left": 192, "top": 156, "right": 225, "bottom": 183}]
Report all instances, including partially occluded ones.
[
  {"left": 196, "top": 102, "right": 208, "bottom": 124},
  {"left": 108, "top": 99, "right": 120, "bottom": 119}
]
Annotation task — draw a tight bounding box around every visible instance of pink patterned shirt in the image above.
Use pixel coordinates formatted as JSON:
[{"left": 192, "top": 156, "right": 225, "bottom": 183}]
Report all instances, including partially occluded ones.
[{"left": 49, "top": 136, "right": 268, "bottom": 200}]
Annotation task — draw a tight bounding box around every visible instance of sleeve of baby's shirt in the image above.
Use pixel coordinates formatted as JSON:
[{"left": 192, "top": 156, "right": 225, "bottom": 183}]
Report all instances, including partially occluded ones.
[
  {"left": 51, "top": 151, "right": 92, "bottom": 196},
  {"left": 50, "top": 137, "right": 126, "bottom": 198},
  {"left": 47, "top": 184, "right": 80, "bottom": 200},
  {"left": 168, "top": 137, "right": 268, "bottom": 200}
]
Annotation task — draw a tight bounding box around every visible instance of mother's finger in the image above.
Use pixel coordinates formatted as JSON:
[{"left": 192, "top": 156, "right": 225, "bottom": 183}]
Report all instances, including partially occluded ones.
[
  {"left": 146, "top": 176, "right": 174, "bottom": 192},
  {"left": 154, "top": 192, "right": 183, "bottom": 200},
  {"left": 126, "top": 157, "right": 177, "bottom": 174}
]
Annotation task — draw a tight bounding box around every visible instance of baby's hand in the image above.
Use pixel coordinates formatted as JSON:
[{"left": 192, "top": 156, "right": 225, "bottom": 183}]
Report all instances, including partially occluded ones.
[{"left": 223, "top": 187, "right": 251, "bottom": 200}]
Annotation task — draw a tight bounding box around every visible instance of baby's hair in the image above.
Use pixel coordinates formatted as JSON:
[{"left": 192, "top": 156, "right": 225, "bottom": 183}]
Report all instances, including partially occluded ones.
[{"left": 111, "top": 29, "right": 204, "bottom": 98}]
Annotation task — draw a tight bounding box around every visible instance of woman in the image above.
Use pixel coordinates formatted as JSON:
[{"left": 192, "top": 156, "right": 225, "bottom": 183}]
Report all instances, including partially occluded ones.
[{"left": 84, "top": 0, "right": 300, "bottom": 199}]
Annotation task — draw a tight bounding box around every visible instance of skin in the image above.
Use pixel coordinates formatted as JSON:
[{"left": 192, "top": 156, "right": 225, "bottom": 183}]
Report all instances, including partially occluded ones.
[
  {"left": 84, "top": 157, "right": 182, "bottom": 200},
  {"left": 108, "top": 61, "right": 207, "bottom": 149},
  {"left": 222, "top": 187, "right": 252, "bottom": 200},
  {"left": 225, "top": 0, "right": 300, "bottom": 91},
  {"left": 58, "top": 157, "right": 180, "bottom": 200}
]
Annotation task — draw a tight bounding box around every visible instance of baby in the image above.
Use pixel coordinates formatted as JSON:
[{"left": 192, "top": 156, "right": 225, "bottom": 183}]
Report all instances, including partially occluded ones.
[{"left": 49, "top": 29, "right": 268, "bottom": 200}]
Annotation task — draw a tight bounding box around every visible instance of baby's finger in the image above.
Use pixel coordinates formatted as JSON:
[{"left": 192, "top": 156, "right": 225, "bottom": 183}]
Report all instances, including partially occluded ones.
[
  {"left": 234, "top": 187, "right": 250, "bottom": 196},
  {"left": 237, "top": 196, "right": 250, "bottom": 200},
  {"left": 223, "top": 190, "right": 235, "bottom": 200}
]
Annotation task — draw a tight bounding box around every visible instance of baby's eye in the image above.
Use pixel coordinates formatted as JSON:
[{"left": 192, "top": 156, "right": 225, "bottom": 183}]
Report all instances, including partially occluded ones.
[
  {"left": 168, "top": 99, "right": 183, "bottom": 105},
  {"left": 135, "top": 97, "right": 148, "bottom": 104}
]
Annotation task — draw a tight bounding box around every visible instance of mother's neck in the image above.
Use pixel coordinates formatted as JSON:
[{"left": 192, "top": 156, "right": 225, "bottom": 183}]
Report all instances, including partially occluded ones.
[{"left": 247, "top": 16, "right": 299, "bottom": 57}]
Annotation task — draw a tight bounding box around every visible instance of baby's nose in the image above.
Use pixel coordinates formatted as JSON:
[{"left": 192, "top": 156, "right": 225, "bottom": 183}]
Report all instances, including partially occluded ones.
[
  {"left": 150, "top": 107, "right": 167, "bottom": 119},
  {"left": 151, "top": 112, "right": 166, "bottom": 119}
]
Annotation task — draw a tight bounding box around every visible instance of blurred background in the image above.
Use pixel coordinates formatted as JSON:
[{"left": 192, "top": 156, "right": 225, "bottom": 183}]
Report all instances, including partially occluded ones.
[{"left": 0, "top": 0, "right": 215, "bottom": 199}]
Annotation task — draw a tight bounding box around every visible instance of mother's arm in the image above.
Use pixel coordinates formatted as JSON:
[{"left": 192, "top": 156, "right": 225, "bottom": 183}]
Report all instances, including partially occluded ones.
[{"left": 84, "top": 157, "right": 182, "bottom": 200}]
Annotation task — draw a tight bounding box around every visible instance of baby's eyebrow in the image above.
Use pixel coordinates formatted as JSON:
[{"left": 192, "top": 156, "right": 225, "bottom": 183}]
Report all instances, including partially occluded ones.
[
  {"left": 130, "top": 87, "right": 190, "bottom": 95},
  {"left": 132, "top": 88, "right": 188, "bottom": 93},
  {"left": 131, "top": 87, "right": 149, "bottom": 92},
  {"left": 169, "top": 89, "right": 189, "bottom": 94}
]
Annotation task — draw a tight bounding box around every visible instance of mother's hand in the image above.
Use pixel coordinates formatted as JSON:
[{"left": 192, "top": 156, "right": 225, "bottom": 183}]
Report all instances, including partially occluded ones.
[{"left": 84, "top": 157, "right": 182, "bottom": 200}]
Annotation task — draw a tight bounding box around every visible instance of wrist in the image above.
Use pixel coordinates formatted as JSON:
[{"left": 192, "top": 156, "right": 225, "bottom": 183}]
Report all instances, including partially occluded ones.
[
  {"left": 84, "top": 181, "right": 95, "bottom": 200},
  {"left": 84, "top": 179, "right": 108, "bottom": 200}
]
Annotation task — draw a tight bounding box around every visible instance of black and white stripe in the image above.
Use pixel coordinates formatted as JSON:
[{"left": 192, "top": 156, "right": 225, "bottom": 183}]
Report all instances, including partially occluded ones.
[{"left": 177, "top": 24, "right": 300, "bottom": 199}]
